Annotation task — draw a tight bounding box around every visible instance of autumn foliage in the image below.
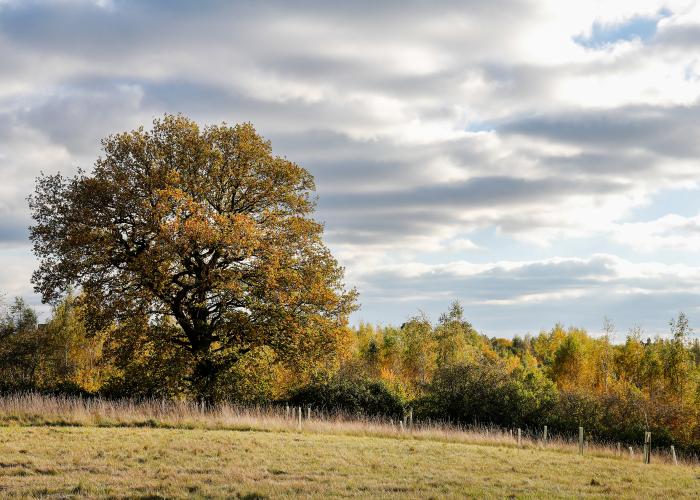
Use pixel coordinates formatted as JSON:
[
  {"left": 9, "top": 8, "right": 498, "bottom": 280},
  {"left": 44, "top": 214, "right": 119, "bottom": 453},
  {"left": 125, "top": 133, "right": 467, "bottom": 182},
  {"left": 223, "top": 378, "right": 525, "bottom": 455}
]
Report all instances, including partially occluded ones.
[
  {"left": 2, "top": 115, "right": 697, "bottom": 455},
  {"left": 3, "top": 295, "right": 700, "bottom": 453},
  {"left": 28, "top": 114, "right": 357, "bottom": 402}
]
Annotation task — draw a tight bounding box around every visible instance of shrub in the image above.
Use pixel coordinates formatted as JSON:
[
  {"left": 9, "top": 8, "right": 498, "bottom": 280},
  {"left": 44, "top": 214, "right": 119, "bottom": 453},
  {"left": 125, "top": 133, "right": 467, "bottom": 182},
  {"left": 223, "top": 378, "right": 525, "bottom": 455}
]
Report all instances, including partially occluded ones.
[
  {"left": 415, "top": 358, "right": 558, "bottom": 429},
  {"left": 286, "top": 376, "right": 404, "bottom": 418}
]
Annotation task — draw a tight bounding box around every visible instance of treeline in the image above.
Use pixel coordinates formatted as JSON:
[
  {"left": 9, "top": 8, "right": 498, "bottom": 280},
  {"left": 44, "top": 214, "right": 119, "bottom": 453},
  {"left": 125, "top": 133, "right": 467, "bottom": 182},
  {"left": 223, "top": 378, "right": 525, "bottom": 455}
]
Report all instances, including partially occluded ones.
[{"left": 2, "top": 296, "right": 700, "bottom": 454}]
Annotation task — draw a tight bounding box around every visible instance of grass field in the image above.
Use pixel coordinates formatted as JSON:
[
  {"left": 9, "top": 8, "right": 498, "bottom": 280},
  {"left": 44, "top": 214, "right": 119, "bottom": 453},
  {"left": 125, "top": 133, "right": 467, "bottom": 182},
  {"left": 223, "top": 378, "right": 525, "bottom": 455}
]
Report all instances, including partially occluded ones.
[
  {"left": 0, "top": 394, "right": 699, "bottom": 498},
  {"left": 1, "top": 426, "right": 699, "bottom": 498}
]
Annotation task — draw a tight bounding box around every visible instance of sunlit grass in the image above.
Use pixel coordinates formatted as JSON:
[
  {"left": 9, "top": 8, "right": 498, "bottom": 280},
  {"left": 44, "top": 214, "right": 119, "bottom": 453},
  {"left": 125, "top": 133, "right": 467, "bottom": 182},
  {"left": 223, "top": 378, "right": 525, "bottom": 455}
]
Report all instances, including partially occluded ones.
[
  {"left": 0, "top": 393, "right": 694, "bottom": 465},
  {"left": 0, "top": 425, "right": 698, "bottom": 498}
]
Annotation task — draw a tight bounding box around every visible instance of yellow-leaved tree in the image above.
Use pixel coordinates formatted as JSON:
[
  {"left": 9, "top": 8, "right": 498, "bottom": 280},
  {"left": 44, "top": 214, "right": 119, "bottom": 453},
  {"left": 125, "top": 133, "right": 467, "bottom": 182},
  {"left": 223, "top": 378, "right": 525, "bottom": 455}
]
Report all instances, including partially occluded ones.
[{"left": 29, "top": 114, "right": 357, "bottom": 403}]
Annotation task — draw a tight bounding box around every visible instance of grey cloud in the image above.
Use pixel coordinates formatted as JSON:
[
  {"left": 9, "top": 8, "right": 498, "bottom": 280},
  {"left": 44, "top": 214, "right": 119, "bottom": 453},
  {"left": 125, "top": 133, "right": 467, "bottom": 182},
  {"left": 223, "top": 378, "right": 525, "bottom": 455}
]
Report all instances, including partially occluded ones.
[
  {"left": 502, "top": 103, "right": 700, "bottom": 158},
  {"left": 0, "top": 0, "right": 528, "bottom": 54},
  {"left": 322, "top": 176, "right": 622, "bottom": 211},
  {"left": 354, "top": 256, "right": 700, "bottom": 336},
  {"left": 2, "top": 0, "right": 699, "bottom": 332},
  {"left": 0, "top": 212, "right": 29, "bottom": 245},
  {"left": 539, "top": 151, "right": 659, "bottom": 176},
  {"left": 137, "top": 80, "right": 402, "bottom": 139},
  {"left": 653, "top": 24, "right": 700, "bottom": 49},
  {"left": 322, "top": 211, "right": 463, "bottom": 245},
  {"left": 19, "top": 82, "right": 144, "bottom": 154},
  {"left": 477, "top": 63, "right": 557, "bottom": 107},
  {"left": 362, "top": 256, "right": 615, "bottom": 298},
  {"left": 313, "top": 175, "right": 631, "bottom": 247},
  {"left": 0, "top": 0, "right": 537, "bottom": 116},
  {"left": 270, "top": 130, "right": 484, "bottom": 193}
]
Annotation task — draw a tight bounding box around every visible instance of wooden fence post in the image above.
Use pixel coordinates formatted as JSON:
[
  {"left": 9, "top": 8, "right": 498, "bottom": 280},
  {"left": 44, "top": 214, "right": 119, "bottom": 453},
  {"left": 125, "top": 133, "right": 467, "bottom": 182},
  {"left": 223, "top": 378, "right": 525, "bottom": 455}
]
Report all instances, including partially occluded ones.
[
  {"left": 616, "top": 442, "right": 621, "bottom": 456},
  {"left": 642, "top": 431, "right": 649, "bottom": 463},
  {"left": 297, "top": 406, "right": 302, "bottom": 430},
  {"left": 671, "top": 445, "right": 678, "bottom": 465},
  {"left": 517, "top": 428, "right": 522, "bottom": 447},
  {"left": 285, "top": 404, "right": 290, "bottom": 419},
  {"left": 543, "top": 425, "right": 547, "bottom": 444},
  {"left": 629, "top": 446, "right": 633, "bottom": 458},
  {"left": 307, "top": 407, "right": 311, "bottom": 421},
  {"left": 643, "top": 432, "right": 651, "bottom": 464},
  {"left": 578, "top": 427, "right": 584, "bottom": 455},
  {"left": 408, "top": 408, "right": 413, "bottom": 429}
]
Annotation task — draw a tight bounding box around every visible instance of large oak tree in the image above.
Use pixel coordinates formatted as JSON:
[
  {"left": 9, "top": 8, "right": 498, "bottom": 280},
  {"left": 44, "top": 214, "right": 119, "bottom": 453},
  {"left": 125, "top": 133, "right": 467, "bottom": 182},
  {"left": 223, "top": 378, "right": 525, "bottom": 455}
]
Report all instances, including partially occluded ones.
[{"left": 29, "top": 114, "right": 357, "bottom": 402}]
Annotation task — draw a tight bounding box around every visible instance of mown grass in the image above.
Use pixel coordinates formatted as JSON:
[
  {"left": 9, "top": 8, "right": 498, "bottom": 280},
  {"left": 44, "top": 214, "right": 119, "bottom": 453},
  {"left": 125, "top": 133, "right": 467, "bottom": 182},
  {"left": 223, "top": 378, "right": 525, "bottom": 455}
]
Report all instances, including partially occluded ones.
[{"left": 0, "top": 426, "right": 699, "bottom": 498}]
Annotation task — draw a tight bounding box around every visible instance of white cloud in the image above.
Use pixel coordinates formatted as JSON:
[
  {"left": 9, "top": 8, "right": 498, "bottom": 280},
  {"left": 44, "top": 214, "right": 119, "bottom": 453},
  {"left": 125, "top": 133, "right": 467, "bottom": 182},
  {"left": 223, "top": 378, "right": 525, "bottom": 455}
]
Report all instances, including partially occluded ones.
[
  {"left": 614, "top": 213, "right": 700, "bottom": 252},
  {"left": 351, "top": 253, "right": 700, "bottom": 335},
  {"left": 1, "top": 0, "right": 700, "bottom": 334}
]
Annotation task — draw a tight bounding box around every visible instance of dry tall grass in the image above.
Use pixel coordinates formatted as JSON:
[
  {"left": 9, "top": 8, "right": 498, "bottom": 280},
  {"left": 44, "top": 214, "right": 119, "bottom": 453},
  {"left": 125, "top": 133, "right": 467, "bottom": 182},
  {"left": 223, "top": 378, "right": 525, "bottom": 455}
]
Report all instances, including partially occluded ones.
[{"left": 0, "top": 392, "right": 691, "bottom": 466}]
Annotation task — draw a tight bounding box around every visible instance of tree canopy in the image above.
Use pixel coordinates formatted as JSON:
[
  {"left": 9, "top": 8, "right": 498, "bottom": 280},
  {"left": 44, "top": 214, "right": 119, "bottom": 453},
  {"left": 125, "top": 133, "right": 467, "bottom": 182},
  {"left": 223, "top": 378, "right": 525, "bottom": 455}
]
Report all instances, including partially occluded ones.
[{"left": 29, "top": 114, "right": 357, "bottom": 402}]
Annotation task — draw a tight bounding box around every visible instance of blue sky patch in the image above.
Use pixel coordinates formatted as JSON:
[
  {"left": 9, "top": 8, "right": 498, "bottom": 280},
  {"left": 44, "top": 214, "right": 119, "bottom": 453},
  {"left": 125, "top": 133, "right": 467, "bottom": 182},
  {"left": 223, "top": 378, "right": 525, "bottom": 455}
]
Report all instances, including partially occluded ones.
[{"left": 574, "top": 8, "right": 671, "bottom": 49}]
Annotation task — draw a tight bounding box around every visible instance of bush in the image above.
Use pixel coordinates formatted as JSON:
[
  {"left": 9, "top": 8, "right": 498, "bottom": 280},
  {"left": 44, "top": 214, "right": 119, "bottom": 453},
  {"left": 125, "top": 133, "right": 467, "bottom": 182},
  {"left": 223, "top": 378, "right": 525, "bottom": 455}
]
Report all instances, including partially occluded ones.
[
  {"left": 549, "top": 386, "right": 696, "bottom": 449},
  {"left": 99, "top": 322, "right": 191, "bottom": 400},
  {"left": 415, "top": 358, "right": 558, "bottom": 429},
  {"left": 217, "top": 348, "right": 279, "bottom": 405},
  {"left": 549, "top": 388, "right": 605, "bottom": 438},
  {"left": 287, "top": 376, "right": 404, "bottom": 418}
]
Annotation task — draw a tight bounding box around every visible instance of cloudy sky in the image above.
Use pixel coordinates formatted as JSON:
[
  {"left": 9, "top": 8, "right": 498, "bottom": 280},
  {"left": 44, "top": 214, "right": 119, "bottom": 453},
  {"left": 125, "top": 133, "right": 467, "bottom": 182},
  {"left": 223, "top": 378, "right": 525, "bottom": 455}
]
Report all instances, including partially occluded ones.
[{"left": 2, "top": 0, "right": 700, "bottom": 338}]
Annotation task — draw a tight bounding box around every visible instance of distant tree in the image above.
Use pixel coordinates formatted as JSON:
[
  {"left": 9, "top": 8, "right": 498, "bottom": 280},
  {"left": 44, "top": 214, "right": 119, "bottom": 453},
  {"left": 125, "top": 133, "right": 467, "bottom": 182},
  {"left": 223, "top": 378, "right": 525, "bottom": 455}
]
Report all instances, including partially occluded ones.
[
  {"left": 600, "top": 317, "right": 615, "bottom": 392},
  {"left": 615, "top": 326, "right": 645, "bottom": 386},
  {"left": 665, "top": 312, "right": 693, "bottom": 401},
  {"left": 29, "top": 114, "right": 357, "bottom": 403},
  {"left": 691, "top": 339, "right": 700, "bottom": 366},
  {"left": 511, "top": 335, "right": 530, "bottom": 354},
  {"left": 38, "top": 292, "right": 111, "bottom": 393},
  {"left": 640, "top": 341, "right": 663, "bottom": 401},
  {"left": 99, "top": 313, "right": 192, "bottom": 399},
  {"left": 364, "top": 338, "right": 381, "bottom": 374},
  {"left": 434, "top": 300, "right": 481, "bottom": 368},
  {"left": 0, "top": 297, "right": 41, "bottom": 389},
  {"left": 552, "top": 333, "right": 584, "bottom": 386},
  {"left": 401, "top": 313, "right": 436, "bottom": 388}
]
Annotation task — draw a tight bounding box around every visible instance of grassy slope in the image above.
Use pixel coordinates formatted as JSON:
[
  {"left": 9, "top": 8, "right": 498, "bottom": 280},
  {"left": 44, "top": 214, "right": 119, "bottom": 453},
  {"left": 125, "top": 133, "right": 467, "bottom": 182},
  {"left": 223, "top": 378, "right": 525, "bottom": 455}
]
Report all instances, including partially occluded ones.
[{"left": 0, "top": 426, "right": 698, "bottom": 499}]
